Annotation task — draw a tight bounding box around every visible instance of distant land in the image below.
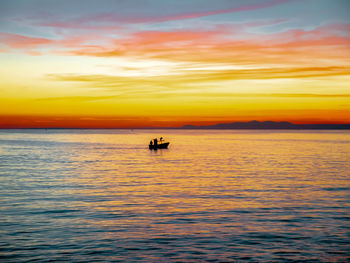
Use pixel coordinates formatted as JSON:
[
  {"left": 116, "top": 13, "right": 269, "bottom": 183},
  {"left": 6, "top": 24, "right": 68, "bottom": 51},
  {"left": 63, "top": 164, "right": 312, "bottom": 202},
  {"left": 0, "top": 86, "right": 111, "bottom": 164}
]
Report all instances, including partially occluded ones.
[{"left": 181, "top": 121, "right": 350, "bottom": 129}]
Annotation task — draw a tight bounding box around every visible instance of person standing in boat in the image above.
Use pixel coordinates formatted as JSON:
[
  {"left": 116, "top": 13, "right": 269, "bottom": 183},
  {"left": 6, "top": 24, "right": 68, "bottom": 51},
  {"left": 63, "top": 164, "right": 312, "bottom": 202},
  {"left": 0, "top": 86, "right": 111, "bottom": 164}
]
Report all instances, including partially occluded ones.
[{"left": 154, "top": 138, "right": 158, "bottom": 146}]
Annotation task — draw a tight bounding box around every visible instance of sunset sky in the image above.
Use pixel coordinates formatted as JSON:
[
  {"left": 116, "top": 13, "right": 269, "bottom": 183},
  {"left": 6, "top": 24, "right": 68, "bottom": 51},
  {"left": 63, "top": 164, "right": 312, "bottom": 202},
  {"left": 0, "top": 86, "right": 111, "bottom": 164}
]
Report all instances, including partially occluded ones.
[{"left": 0, "top": 0, "right": 349, "bottom": 128}]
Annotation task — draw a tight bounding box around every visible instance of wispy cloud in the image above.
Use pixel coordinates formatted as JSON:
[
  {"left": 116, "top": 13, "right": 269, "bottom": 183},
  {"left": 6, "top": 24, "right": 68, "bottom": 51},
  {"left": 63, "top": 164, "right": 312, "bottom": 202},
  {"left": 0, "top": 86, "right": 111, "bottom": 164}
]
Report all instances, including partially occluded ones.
[
  {"left": 2, "top": 19, "right": 349, "bottom": 69},
  {"left": 35, "top": 95, "right": 118, "bottom": 102},
  {"left": 0, "top": 32, "right": 54, "bottom": 49},
  {"left": 49, "top": 66, "right": 350, "bottom": 86},
  {"left": 42, "top": 65, "right": 350, "bottom": 103},
  {"left": 66, "top": 24, "right": 350, "bottom": 66},
  {"left": 19, "top": 0, "right": 291, "bottom": 31}
]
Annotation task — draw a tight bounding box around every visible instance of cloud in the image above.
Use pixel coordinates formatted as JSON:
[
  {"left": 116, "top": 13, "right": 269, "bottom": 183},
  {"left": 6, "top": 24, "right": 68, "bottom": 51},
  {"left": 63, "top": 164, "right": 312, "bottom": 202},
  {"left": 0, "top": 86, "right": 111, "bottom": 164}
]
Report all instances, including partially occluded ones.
[
  {"left": 3, "top": 16, "right": 349, "bottom": 68},
  {"left": 0, "top": 32, "right": 54, "bottom": 49},
  {"left": 64, "top": 23, "right": 350, "bottom": 66},
  {"left": 47, "top": 66, "right": 350, "bottom": 100},
  {"left": 35, "top": 95, "right": 119, "bottom": 102},
  {"left": 25, "top": 0, "right": 291, "bottom": 30}
]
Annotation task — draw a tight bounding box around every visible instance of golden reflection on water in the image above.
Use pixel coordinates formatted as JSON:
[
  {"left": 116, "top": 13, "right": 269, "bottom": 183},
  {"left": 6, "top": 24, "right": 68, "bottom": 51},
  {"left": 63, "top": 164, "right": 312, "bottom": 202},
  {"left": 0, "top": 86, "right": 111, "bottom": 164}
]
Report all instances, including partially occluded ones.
[
  {"left": 1, "top": 130, "right": 349, "bottom": 261},
  {"left": 57, "top": 131, "right": 350, "bottom": 223}
]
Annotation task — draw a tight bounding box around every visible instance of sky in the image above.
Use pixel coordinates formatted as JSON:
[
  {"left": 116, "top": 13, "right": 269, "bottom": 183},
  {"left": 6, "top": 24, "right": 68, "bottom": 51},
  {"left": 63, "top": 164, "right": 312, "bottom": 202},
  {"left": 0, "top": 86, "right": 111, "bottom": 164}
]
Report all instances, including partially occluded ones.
[{"left": 0, "top": 0, "right": 349, "bottom": 128}]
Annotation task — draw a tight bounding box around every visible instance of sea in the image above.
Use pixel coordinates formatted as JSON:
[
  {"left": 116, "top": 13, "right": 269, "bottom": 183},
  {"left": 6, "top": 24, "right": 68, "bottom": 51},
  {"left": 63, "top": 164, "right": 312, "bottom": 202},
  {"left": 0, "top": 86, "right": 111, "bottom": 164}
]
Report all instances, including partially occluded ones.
[{"left": 0, "top": 129, "right": 349, "bottom": 262}]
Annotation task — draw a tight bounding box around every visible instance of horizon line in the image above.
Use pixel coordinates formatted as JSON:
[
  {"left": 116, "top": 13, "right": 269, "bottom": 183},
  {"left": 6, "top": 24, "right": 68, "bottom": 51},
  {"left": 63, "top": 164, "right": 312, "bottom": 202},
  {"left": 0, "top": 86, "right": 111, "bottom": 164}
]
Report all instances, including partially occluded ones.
[{"left": 1, "top": 120, "right": 350, "bottom": 130}]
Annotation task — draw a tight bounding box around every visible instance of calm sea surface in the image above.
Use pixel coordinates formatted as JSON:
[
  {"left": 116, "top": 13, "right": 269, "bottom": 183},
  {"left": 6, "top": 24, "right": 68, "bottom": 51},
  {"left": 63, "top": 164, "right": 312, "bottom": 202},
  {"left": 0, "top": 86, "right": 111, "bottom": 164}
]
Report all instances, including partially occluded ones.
[{"left": 0, "top": 129, "right": 349, "bottom": 262}]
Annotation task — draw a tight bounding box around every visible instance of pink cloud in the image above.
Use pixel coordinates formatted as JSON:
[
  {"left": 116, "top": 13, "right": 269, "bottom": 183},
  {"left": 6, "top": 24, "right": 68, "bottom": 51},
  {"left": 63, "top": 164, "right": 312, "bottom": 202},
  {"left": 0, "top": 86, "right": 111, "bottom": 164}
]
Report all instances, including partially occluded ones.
[
  {"left": 2, "top": 20, "right": 349, "bottom": 66},
  {"left": 146, "top": 0, "right": 292, "bottom": 23},
  {"left": 319, "top": 23, "right": 350, "bottom": 35},
  {"left": 62, "top": 22, "right": 350, "bottom": 67},
  {"left": 0, "top": 31, "right": 111, "bottom": 54},
  {"left": 0, "top": 33, "right": 54, "bottom": 49},
  {"left": 0, "top": 46, "right": 8, "bottom": 53},
  {"left": 265, "top": 24, "right": 350, "bottom": 47}
]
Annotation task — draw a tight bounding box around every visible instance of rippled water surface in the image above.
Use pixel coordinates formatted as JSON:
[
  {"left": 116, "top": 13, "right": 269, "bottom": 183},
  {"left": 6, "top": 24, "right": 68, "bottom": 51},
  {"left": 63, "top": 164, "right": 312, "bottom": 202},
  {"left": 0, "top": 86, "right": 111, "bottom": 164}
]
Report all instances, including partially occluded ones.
[{"left": 0, "top": 129, "right": 349, "bottom": 262}]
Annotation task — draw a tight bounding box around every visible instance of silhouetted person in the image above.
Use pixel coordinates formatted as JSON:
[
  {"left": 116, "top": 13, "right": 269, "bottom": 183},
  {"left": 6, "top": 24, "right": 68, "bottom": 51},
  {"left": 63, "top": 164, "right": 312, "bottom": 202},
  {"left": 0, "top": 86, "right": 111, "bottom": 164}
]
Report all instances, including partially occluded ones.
[
  {"left": 150, "top": 140, "right": 153, "bottom": 146},
  {"left": 154, "top": 138, "right": 158, "bottom": 146},
  {"left": 160, "top": 137, "right": 163, "bottom": 142}
]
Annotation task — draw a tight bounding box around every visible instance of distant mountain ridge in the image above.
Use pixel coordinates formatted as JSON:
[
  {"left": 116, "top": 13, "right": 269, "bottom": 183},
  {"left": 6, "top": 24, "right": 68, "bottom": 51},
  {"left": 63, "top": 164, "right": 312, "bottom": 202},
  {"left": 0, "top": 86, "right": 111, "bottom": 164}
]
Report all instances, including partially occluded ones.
[{"left": 181, "top": 121, "right": 350, "bottom": 129}]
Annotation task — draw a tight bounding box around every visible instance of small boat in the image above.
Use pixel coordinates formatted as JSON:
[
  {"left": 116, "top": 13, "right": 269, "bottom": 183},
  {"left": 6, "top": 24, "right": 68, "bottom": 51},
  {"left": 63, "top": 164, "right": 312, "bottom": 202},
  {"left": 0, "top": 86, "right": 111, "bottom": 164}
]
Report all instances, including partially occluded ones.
[
  {"left": 149, "top": 137, "right": 169, "bottom": 150},
  {"left": 149, "top": 142, "right": 169, "bottom": 150}
]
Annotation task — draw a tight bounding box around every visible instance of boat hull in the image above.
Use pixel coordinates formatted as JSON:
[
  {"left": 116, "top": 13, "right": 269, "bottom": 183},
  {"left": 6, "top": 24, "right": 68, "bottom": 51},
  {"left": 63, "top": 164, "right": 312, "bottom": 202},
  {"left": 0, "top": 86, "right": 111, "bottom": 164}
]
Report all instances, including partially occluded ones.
[{"left": 149, "top": 142, "right": 169, "bottom": 150}]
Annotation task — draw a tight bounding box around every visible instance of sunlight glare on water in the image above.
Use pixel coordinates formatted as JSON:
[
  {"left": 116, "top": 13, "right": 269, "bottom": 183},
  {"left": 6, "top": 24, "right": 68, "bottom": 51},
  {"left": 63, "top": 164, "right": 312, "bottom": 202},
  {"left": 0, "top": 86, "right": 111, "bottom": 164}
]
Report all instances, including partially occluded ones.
[{"left": 0, "top": 129, "right": 349, "bottom": 262}]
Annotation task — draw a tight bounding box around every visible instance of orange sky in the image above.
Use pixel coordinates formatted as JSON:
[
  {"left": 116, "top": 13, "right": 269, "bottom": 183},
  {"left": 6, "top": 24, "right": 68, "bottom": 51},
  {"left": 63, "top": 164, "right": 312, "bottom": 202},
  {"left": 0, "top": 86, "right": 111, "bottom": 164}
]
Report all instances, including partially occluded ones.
[{"left": 0, "top": 0, "right": 349, "bottom": 128}]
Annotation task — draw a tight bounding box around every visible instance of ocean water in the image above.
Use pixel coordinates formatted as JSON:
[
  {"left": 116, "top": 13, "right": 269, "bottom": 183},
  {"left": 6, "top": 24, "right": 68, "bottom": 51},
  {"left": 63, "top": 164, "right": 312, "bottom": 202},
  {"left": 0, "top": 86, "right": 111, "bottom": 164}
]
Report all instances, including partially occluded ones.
[{"left": 0, "top": 129, "right": 349, "bottom": 262}]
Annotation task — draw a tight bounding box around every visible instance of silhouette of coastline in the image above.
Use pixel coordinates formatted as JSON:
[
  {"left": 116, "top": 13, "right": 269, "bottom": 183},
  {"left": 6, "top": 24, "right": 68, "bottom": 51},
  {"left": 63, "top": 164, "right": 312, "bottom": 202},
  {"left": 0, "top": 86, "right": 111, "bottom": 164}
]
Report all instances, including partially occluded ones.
[{"left": 181, "top": 121, "right": 350, "bottom": 129}]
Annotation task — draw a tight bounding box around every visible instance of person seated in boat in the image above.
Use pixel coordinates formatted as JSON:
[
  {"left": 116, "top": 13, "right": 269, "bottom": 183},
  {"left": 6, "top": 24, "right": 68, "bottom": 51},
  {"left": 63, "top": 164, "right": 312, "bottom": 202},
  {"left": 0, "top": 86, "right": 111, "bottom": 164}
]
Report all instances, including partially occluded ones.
[
  {"left": 154, "top": 138, "right": 158, "bottom": 146},
  {"left": 160, "top": 137, "right": 163, "bottom": 143},
  {"left": 149, "top": 140, "right": 153, "bottom": 146}
]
